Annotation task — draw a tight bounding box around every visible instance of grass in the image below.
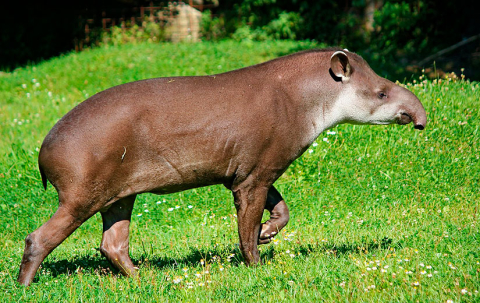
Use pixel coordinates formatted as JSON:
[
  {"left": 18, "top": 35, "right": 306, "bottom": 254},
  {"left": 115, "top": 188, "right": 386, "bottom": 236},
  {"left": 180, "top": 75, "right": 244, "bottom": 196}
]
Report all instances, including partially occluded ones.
[{"left": 0, "top": 40, "right": 479, "bottom": 302}]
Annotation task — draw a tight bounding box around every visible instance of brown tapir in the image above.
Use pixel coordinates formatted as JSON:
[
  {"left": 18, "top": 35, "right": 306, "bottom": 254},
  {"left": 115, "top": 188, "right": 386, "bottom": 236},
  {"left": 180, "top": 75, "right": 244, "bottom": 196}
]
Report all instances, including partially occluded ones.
[{"left": 18, "top": 48, "right": 426, "bottom": 286}]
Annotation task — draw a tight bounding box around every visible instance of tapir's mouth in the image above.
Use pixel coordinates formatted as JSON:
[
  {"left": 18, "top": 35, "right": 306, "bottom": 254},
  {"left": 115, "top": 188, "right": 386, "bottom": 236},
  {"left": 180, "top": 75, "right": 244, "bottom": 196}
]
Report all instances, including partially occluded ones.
[
  {"left": 397, "top": 112, "right": 413, "bottom": 125},
  {"left": 397, "top": 113, "right": 425, "bottom": 130}
]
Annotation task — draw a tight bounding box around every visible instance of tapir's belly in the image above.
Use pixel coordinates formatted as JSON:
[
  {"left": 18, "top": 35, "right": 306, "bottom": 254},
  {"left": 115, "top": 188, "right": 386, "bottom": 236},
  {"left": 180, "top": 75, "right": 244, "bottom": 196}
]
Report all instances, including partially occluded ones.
[{"left": 146, "top": 159, "right": 230, "bottom": 194}]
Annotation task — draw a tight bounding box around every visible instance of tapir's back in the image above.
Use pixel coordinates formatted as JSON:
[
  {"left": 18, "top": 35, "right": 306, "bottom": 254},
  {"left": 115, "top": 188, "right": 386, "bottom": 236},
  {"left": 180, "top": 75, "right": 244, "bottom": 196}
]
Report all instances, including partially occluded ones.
[{"left": 42, "top": 49, "right": 336, "bottom": 154}]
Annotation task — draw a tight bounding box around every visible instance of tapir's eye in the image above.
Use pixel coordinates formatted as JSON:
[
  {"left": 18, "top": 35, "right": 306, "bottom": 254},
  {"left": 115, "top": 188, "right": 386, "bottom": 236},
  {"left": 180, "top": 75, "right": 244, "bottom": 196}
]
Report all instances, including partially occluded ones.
[{"left": 377, "top": 92, "right": 387, "bottom": 99}]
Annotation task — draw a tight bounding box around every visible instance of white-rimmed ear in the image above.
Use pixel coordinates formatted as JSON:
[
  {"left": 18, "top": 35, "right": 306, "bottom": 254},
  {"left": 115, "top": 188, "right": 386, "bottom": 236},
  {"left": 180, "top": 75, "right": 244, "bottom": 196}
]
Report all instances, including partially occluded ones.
[{"left": 330, "top": 51, "right": 352, "bottom": 82}]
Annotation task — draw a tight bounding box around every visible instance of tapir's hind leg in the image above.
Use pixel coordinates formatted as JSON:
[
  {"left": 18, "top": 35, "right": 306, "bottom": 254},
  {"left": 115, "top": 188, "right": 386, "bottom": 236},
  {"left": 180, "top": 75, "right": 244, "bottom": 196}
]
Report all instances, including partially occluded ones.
[
  {"left": 99, "top": 195, "right": 137, "bottom": 276},
  {"left": 17, "top": 201, "right": 96, "bottom": 286},
  {"left": 259, "top": 186, "right": 290, "bottom": 244}
]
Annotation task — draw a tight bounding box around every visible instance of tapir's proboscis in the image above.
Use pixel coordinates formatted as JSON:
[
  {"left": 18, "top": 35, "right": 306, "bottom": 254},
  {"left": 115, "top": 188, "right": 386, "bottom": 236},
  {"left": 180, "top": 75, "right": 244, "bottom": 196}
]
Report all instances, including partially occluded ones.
[{"left": 18, "top": 48, "right": 426, "bottom": 285}]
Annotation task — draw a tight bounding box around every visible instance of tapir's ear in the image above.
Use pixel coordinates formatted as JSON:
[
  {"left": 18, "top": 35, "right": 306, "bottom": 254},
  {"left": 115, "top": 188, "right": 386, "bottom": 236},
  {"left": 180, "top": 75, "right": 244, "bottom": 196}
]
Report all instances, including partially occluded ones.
[{"left": 330, "top": 51, "right": 352, "bottom": 82}]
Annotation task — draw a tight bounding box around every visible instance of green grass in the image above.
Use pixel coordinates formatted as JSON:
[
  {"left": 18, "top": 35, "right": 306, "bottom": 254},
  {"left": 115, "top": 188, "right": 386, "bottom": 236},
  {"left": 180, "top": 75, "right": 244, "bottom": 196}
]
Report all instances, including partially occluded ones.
[{"left": 1, "top": 40, "right": 479, "bottom": 302}]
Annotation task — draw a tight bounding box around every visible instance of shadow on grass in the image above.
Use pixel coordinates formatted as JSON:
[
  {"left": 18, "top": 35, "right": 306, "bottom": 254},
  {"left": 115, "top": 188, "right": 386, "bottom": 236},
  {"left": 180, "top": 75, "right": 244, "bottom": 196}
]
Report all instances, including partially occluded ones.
[
  {"left": 40, "top": 254, "right": 115, "bottom": 281},
  {"left": 40, "top": 245, "right": 245, "bottom": 281},
  {"left": 40, "top": 237, "right": 402, "bottom": 281}
]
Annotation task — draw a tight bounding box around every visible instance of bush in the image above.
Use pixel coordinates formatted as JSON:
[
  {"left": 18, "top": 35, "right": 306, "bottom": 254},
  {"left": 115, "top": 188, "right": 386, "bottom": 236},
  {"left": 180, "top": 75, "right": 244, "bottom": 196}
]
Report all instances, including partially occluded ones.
[
  {"left": 232, "top": 25, "right": 269, "bottom": 42},
  {"left": 263, "top": 11, "right": 303, "bottom": 40},
  {"left": 205, "top": 0, "right": 480, "bottom": 80},
  {"left": 101, "top": 20, "right": 165, "bottom": 46},
  {"left": 200, "top": 10, "right": 228, "bottom": 41}
]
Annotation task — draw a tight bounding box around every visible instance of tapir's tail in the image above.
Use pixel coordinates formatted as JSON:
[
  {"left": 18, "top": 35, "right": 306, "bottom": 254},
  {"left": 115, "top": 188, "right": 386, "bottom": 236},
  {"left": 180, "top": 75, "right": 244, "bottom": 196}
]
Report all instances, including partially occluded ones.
[{"left": 39, "top": 164, "right": 47, "bottom": 190}]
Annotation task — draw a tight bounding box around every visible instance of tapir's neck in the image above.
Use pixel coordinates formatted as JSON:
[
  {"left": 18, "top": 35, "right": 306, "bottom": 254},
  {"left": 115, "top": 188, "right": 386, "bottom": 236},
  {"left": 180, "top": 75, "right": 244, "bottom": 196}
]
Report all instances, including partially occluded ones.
[{"left": 290, "top": 73, "right": 354, "bottom": 148}]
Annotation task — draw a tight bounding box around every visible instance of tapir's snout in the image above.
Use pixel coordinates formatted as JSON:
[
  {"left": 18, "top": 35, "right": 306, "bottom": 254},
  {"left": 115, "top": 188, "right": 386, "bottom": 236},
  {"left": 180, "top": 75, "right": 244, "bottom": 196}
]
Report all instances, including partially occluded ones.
[
  {"left": 410, "top": 99, "right": 427, "bottom": 131},
  {"left": 401, "top": 110, "right": 426, "bottom": 130},
  {"left": 395, "top": 87, "right": 427, "bottom": 131}
]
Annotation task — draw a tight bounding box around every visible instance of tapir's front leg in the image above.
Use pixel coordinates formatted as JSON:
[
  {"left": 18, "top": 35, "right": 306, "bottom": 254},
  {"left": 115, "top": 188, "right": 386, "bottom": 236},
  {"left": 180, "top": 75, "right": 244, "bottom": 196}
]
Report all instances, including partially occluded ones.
[
  {"left": 259, "top": 186, "right": 290, "bottom": 244},
  {"left": 232, "top": 184, "right": 268, "bottom": 265}
]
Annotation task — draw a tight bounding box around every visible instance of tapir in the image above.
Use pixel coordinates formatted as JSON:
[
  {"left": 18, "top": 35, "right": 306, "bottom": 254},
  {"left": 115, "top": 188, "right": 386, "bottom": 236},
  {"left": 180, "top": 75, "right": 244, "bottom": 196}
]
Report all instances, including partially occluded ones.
[{"left": 18, "top": 48, "right": 426, "bottom": 285}]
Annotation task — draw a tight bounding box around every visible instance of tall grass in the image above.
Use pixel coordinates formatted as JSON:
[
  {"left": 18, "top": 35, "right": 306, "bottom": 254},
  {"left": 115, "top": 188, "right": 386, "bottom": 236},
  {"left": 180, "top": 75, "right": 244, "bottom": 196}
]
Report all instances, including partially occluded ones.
[{"left": 0, "top": 41, "right": 478, "bottom": 302}]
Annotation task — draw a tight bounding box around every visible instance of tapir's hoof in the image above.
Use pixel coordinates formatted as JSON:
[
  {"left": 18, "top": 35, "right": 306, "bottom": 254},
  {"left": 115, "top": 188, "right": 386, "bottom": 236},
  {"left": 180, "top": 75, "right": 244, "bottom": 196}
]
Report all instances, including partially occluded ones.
[
  {"left": 258, "top": 221, "right": 281, "bottom": 245},
  {"left": 258, "top": 200, "right": 289, "bottom": 245}
]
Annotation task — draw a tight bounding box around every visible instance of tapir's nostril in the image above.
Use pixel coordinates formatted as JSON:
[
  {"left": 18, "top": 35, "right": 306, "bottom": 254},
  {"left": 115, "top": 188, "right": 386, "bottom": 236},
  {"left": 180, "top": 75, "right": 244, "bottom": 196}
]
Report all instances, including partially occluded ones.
[{"left": 414, "top": 124, "right": 425, "bottom": 130}]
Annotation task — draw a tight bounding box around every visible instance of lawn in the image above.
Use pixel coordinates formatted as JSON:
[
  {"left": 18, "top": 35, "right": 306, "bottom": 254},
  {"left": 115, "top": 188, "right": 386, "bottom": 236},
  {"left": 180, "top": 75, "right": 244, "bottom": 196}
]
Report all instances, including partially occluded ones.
[{"left": 0, "top": 40, "right": 478, "bottom": 302}]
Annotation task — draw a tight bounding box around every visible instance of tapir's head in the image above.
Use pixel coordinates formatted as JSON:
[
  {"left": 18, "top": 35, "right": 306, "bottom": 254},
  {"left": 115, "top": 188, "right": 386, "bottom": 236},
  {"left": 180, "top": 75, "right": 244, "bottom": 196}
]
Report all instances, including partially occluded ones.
[{"left": 329, "top": 50, "right": 427, "bottom": 130}]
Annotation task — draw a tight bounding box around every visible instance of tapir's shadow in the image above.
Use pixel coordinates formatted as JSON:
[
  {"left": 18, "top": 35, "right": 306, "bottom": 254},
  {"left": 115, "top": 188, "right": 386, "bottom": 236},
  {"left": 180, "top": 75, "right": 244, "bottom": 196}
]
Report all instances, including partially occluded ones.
[
  {"left": 40, "top": 245, "right": 245, "bottom": 280},
  {"left": 40, "top": 237, "right": 400, "bottom": 280}
]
